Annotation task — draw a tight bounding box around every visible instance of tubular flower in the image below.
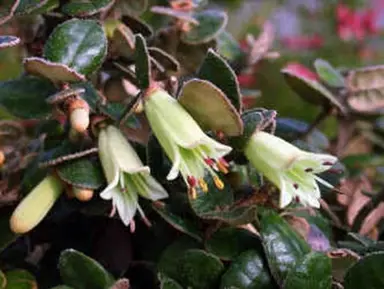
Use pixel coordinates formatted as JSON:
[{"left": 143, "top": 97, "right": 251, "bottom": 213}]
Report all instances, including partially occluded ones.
[
  {"left": 244, "top": 131, "right": 338, "bottom": 208},
  {"left": 98, "top": 125, "right": 168, "bottom": 226},
  {"left": 144, "top": 87, "right": 232, "bottom": 198}
]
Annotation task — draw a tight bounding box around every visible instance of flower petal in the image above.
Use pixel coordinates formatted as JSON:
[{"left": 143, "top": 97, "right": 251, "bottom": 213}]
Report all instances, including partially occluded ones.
[
  {"left": 114, "top": 190, "right": 138, "bottom": 226},
  {"left": 145, "top": 88, "right": 207, "bottom": 148},
  {"left": 134, "top": 173, "right": 169, "bottom": 201},
  {"left": 106, "top": 126, "right": 150, "bottom": 174},
  {"left": 98, "top": 129, "right": 120, "bottom": 185},
  {"left": 279, "top": 176, "right": 294, "bottom": 207},
  {"left": 293, "top": 153, "right": 337, "bottom": 174}
]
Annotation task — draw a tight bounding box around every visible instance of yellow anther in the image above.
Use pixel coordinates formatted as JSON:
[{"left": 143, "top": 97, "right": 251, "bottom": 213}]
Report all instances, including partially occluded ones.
[
  {"left": 213, "top": 176, "right": 224, "bottom": 190},
  {"left": 199, "top": 178, "right": 208, "bottom": 193},
  {"left": 217, "top": 161, "right": 229, "bottom": 174}
]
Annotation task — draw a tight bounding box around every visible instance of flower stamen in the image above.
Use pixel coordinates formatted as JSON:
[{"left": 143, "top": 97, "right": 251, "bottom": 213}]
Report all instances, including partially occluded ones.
[
  {"left": 199, "top": 178, "right": 208, "bottom": 193},
  {"left": 213, "top": 176, "right": 224, "bottom": 190}
]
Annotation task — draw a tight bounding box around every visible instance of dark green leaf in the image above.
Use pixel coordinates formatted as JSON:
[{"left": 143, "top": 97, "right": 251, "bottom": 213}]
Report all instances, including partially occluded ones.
[
  {"left": 178, "top": 249, "right": 224, "bottom": 289},
  {"left": 159, "top": 275, "right": 183, "bottom": 289},
  {"left": 116, "top": 0, "right": 148, "bottom": 15},
  {"left": 328, "top": 248, "right": 360, "bottom": 282},
  {"left": 0, "top": 210, "right": 17, "bottom": 253},
  {"left": 198, "top": 49, "right": 241, "bottom": 111},
  {"left": 220, "top": 250, "right": 274, "bottom": 289},
  {"left": 178, "top": 79, "right": 243, "bottom": 136},
  {"left": 314, "top": 59, "right": 345, "bottom": 88},
  {"left": 14, "top": 0, "right": 49, "bottom": 14},
  {"left": 62, "top": 0, "right": 112, "bottom": 16},
  {"left": 282, "top": 67, "right": 346, "bottom": 114},
  {"left": 152, "top": 203, "right": 202, "bottom": 242},
  {"left": 57, "top": 158, "right": 104, "bottom": 190},
  {"left": 181, "top": 10, "right": 227, "bottom": 44},
  {"left": 24, "top": 57, "right": 86, "bottom": 84},
  {"left": 50, "top": 286, "right": 74, "bottom": 289},
  {"left": 134, "top": 34, "right": 150, "bottom": 89},
  {"left": 229, "top": 108, "right": 276, "bottom": 150},
  {"left": 344, "top": 252, "right": 384, "bottom": 289},
  {"left": 206, "top": 227, "right": 262, "bottom": 261},
  {"left": 0, "top": 76, "right": 56, "bottom": 119},
  {"left": 44, "top": 19, "right": 107, "bottom": 75},
  {"left": 121, "top": 15, "right": 153, "bottom": 38},
  {"left": 148, "top": 47, "right": 180, "bottom": 72},
  {"left": 217, "top": 31, "right": 244, "bottom": 62},
  {"left": 260, "top": 210, "right": 310, "bottom": 285},
  {"left": 59, "top": 249, "right": 115, "bottom": 289},
  {"left": 284, "top": 252, "right": 331, "bottom": 289},
  {"left": 158, "top": 237, "right": 202, "bottom": 281},
  {"left": 0, "top": 35, "right": 20, "bottom": 49},
  {"left": 4, "top": 269, "right": 37, "bottom": 289}
]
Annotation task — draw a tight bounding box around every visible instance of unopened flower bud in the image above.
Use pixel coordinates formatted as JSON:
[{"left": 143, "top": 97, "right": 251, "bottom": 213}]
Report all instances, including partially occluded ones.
[
  {"left": 0, "top": 150, "right": 5, "bottom": 167},
  {"left": 10, "top": 174, "right": 63, "bottom": 234},
  {"left": 73, "top": 187, "right": 94, "bottom": 202},
  {"left": 68, "top": 99, "right": 90, "bottom": 133}
]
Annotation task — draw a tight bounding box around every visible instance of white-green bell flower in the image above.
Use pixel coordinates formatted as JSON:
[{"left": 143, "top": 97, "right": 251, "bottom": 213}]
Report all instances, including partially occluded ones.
[
  {"left": 144, "top": 86, "right": 232, "bottom": 198},
  {"left": 98, "top": 125, "right": 168, "bottom": 226},
  {"left": 244, "top": 131, "right": 337, "bottom": 208}
]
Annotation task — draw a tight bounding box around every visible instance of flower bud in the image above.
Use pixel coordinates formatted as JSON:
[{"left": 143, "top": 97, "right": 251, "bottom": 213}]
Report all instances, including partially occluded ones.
[
  {"left": 68, "top": 99, "right": 90, "bottom": 133},
  {"left": 10, "top": 174, "right": 63, "bottom": 234},
  {"left": 0, "top": 150, "right": 4, "bottom": 167},
  {"left": 73, "top": 187, "right": 94, "bottom": 202}
]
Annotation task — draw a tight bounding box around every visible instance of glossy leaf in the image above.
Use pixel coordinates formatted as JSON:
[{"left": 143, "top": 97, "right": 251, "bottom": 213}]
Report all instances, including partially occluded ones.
[
  {"left": 282, "top": 67, "right": 346, "bottom": 114},
  {"left": 344, "top": 252, "right": 384, "bottom": 289},
  {"left": 148, "top": 47, "right": 180, "bottom": 72},
  {"left": 159, "top": 275, "right": 183, "bottom": 289},
  {"left": 284, "top": 252, "right": 332, "bottom": 289},
  {"left": 59, "top": 249, "right": 115, "bottom": 289},
  {"left": 152, "top": 203, "right": 202, "bottom": 241},
  {"left": 220, "top": 250, "right": 274, "bottom": 289},
  {"left": 14, "top": 0, "right": 54, "bottom": 14},
  {"left": 217, "top": 31, "right": 244, "bottom": 62},
  {"left": 0, "top": 75, "right": 56, "bottom": 119},
  {"left": 158, "top": 237, "right": 202, "bottom": 282},
  {"left": 151, "top": 6, "right": 198, "bottom": 24},
  {"left": 134, "top": 34, "right": 151, "bottom": 89},
  {"left": 44, "top": 19, "right": 107, "bottom": 75},
  {"left": 181, "top": 10, "right": 227, "bottom": 44},
  {"left": 198, "top": 49, "right": 242, "bottom": 111},
  {"left": 206, "top": 227, "right": 262, "bottom": 261},
  {"left": 62, "top": 0, "right": 113, "bottom": 16},
  {"left": 57, "top": 158, "right": 104, "bottom": 190},
  {"left": 121, "top": 15, "right": 153, "bottom": 38},
  {"left": 116, "top": 0, "right": 148, "bottom": 15},
  {"left": 178, "top": 249, "right": 224, "bottom": 289},
  {"left": 4, "top": 269, "right": 37, "bottom": 289},
  {"left": 0, "top": 35, "right": 20, "bottom": 49},
  {"left": 314, "top": 59, "right": 345, "bottom": 88},
  {"left": 24, "top": 57, "right": 86, "bottom": 84},
  {"left": 229, "top": 108, "right": 276, "bottom": 150},
  {"left": 178, "top": 79, "right": 243, "bottom": 136},
  {"left": 260, "top": 210, "right": 310, "bottom": 285}
]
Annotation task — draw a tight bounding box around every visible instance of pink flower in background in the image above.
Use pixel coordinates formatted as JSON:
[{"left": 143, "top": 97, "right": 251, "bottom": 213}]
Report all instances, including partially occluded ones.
[
  {"left": 282, "top": 34, "right": 324, "bottom": 50},
  {"left": 336, "top": 3, "right": 379, "bottom": 41}
]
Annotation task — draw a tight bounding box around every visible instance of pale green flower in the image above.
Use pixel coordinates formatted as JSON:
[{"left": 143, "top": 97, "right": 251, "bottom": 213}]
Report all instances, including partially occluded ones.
[
  {"left": 244, "top": 131, "right": 337, "bottom": 208},
  {"left": 144, "top": 87, "right": 232, "bottom": 198},
  {"left": 98, "top": 125, "right": 168, "bottom": 225}
]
